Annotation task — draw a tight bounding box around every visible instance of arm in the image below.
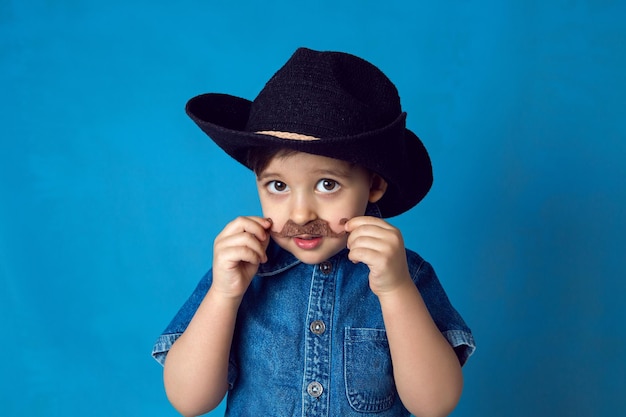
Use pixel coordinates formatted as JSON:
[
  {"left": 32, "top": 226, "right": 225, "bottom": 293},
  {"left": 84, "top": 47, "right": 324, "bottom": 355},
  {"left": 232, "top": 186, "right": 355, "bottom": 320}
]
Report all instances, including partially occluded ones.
[
  {"left": 378, "top": 281, "right": 463, "bottom": 417},
  {"left": 345, "top": 217, "right": 463, "bottom": 417},
  {"left": 163, "top": 217, "right": 272, "bottom": 417}
]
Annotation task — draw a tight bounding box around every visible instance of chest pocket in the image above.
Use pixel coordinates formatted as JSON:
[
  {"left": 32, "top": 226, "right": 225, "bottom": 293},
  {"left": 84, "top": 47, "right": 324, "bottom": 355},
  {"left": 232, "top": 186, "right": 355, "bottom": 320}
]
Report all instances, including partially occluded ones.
[{"left": 344, "top": 327, "right": 396, "bottom": 412}]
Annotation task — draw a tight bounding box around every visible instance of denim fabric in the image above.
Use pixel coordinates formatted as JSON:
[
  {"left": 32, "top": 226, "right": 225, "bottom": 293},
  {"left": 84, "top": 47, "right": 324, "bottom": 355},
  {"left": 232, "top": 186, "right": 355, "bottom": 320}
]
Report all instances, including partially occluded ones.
[{"left": 153, "top": 228, "right": 475, "bottom": 417}]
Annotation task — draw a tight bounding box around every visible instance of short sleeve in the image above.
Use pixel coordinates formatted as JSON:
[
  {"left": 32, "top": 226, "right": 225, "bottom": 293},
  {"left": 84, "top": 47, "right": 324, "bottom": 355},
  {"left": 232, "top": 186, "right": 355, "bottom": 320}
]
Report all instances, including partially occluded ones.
[
  {"left": 408, "top": 252, "right": 476, "bottom": 366},
  {"left": 151, "top": 270, "right": 213, "bottom": 365}
]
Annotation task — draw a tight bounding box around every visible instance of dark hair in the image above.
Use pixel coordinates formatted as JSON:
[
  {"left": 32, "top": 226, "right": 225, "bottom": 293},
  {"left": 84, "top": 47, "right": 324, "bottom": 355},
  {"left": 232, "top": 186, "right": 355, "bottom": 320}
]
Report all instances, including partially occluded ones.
[
  {"left": 246, "top": 146, "right": 376, "bottom": 179},
  {"left": 246, "top": 147, "right": 300, "bottom": 175}
]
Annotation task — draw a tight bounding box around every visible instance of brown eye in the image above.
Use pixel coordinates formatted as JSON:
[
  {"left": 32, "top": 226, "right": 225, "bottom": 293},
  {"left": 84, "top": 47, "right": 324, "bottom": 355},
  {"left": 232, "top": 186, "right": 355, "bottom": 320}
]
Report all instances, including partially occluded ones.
[
  {"left": 316, "top": 179, "right": 340, "bottom": 193},
  {"left": 267, "top": 181, "right": 289, "bottom": 193}
]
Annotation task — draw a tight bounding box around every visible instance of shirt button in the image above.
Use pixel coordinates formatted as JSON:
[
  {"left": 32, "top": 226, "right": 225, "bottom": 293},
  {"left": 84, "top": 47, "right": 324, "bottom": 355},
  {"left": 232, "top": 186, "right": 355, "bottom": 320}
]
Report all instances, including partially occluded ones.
[
  {"left": 310, "top": 320, "right": 326, "bottom": 335},
  {"left": 319, "top": 261, "right": 332, "bottom": 274},
  {"left": 307, "top": 381, "right": 323, "bottom": 398}
]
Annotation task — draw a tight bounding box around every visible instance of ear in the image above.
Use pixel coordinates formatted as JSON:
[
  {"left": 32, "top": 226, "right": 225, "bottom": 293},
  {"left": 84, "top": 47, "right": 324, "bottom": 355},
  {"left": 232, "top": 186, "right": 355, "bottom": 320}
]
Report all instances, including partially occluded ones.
[{"left": 368, "top": 173, "right": 388, "bottom": 203}]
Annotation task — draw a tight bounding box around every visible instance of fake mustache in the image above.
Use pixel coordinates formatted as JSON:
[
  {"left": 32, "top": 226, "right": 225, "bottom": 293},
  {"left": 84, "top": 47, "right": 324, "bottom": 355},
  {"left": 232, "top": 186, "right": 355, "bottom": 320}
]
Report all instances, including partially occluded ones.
[{"left": 270, "top": 218, "right": 349, "bottom": 238}]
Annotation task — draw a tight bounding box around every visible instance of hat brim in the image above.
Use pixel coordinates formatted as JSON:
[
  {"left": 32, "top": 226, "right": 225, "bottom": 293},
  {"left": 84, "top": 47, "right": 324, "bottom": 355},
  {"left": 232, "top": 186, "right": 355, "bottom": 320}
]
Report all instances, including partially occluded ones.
[{"left": 186, "top": 93, "right": 432, "bottom": 217}]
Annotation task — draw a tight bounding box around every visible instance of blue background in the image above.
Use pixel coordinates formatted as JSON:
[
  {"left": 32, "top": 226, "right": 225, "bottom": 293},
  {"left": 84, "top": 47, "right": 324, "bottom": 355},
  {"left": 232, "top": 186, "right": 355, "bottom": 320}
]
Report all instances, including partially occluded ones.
[{"left": 2, "top": 1, "right": 625, "bottom": 416}]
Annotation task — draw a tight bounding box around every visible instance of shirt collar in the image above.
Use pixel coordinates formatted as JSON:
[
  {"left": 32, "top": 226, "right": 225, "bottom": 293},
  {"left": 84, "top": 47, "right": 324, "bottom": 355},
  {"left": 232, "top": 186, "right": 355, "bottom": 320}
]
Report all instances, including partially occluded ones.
[{"left": 257, "top": 239, "right": 301, "bottom": 276}]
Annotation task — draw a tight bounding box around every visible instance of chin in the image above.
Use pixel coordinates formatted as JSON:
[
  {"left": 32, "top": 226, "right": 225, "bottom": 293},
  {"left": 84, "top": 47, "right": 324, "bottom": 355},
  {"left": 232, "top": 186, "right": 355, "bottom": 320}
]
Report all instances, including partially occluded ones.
[
  {"left": 294, "top": 254, "right": 331, "bottom": 265},
  {"left": 291, "top": 247, "right": 346, "bottom": 265}
]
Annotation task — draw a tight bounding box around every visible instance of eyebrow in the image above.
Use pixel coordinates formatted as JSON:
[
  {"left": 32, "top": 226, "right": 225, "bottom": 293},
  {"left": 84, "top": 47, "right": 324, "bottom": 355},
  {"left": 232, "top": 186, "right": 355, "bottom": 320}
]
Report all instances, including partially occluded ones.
[{"left": 256, "top": 167, "right": 353, "bottom": 182}]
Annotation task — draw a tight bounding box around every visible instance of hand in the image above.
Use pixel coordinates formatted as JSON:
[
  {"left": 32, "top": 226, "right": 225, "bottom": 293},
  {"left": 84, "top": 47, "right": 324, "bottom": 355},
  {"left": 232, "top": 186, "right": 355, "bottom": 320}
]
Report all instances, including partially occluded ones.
[
  {"left": 345, "top": 216, "right": 412, "bottom": 297},
  {"left": 211, "top": 216, "right": 272, "bottom": 300}
]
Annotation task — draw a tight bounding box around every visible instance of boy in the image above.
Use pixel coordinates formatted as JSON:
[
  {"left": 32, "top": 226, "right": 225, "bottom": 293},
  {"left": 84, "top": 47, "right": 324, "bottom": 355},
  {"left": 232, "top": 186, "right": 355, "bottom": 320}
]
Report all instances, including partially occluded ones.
[{"left": 153, "top": 47, "right": 475, "bottom": 417}]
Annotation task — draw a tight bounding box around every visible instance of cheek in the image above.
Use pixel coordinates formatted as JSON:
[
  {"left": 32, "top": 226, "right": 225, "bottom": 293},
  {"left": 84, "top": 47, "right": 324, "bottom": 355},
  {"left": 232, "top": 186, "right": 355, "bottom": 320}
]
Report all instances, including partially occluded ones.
[
  {"left": 340, "top": 198, "right": 371, "bottom": 220},
  {"left": 321, "top": 203, "right": 369, "bottom": 232},
  {"left": 258, "top": 195, "right": 281, "bottom": 218},
  {"left": 260, "top": 204, "right": 289, "bottom": 233},
  {"left": 325, "top": 216, "right": 350, "bottom": 235}
]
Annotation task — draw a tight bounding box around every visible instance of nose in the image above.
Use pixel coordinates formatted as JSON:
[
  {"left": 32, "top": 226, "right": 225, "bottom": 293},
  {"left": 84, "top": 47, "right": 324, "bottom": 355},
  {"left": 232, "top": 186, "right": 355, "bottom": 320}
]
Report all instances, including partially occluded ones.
[{"left": 289, "top": 191, "right": 318, "bottom": 225}]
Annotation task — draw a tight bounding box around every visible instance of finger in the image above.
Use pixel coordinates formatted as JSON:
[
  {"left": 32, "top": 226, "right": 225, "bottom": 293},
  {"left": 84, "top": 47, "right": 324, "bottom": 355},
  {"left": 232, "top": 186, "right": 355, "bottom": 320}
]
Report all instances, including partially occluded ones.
[
  {"left": 224, "top": 216, "right": 272, "bottom": 235},
  {"left": 346, "top": 224, "right": 399, "bottom": 249},
  {"left": 347, "top": 245, "right": 382, "bottom": 265},
  {"left": 215, "top": 232, "right": 269, "bottom": 263},
  {"left": 344, "top": 216, "right": 396, "bottom": 233},
  {"left": 347, "top": 233, "right": 386, "bottom": 251},
  {"left": 218, "top": 216, "right": 272, "bottom": 243},
  {"left": 215, "top": 244, "right": 267, "bottom": 268}
]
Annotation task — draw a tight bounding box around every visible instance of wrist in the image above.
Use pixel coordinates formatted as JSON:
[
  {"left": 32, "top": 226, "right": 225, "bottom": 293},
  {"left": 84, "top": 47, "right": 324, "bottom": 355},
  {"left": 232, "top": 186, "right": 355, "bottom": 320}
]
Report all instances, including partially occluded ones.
[
  {"left": 206, "top": 287, "right": 244, "bottom": 312},
  {"left": 374, "top": 277, "right": 417, "bottom": 305}
]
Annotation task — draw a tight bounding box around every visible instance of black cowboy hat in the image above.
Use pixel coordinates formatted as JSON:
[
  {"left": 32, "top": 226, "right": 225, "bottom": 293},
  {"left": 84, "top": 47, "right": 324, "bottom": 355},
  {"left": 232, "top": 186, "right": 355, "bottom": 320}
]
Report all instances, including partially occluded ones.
[{"left": 186, "top": 47, "right": 432, "bottom": 217}]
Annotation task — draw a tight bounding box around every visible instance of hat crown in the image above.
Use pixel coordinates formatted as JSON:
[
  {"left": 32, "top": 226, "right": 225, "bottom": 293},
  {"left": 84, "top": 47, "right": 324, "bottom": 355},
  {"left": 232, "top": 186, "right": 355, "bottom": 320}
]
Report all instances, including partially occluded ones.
[
  {"left": 185, "top": 47, "right": 433, "bottom": 217},
  {"left": 246, "top": 48, "right": 402, "bottom": 138}
]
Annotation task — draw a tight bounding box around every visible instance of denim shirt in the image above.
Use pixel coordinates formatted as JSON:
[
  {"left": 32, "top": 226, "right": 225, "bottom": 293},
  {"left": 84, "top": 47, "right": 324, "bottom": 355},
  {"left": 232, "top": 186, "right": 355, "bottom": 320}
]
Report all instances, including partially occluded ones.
[{"left": 153, "top": 223, "right": 475, "bottom": 417}]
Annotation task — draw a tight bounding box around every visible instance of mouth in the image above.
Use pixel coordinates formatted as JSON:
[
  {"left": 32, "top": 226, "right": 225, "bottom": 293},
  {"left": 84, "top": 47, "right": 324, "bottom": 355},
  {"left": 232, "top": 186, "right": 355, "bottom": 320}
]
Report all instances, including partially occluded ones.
[
  {"left": 294, "top": 234, "right": 321, "bottom": 239},
  {"left": 292, "top": 235, "right": 324, "bottom": 250}
]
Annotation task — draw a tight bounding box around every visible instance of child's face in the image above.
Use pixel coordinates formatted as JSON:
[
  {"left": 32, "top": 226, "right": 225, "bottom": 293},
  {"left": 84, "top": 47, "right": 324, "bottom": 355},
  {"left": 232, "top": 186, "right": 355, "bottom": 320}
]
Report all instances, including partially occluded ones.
[{"left": 256, "top": 151, "right": 385, "bottom": 265}]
